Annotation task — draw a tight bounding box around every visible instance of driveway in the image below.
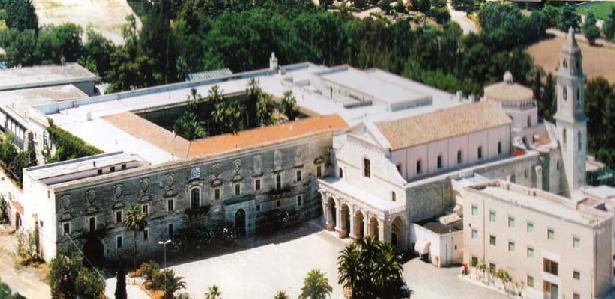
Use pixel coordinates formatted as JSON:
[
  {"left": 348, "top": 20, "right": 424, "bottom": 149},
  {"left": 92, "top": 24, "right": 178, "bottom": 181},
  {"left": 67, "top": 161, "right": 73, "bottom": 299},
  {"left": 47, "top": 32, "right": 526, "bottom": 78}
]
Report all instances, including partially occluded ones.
[{"left": 169, "top": 220, "right": 508, "bottom": 299}]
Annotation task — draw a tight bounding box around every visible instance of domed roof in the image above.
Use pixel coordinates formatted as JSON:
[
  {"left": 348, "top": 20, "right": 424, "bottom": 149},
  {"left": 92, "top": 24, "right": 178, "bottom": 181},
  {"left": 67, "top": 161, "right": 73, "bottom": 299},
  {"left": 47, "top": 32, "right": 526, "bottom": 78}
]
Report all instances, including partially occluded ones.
[{"left": 484, "top": 72, "right": 533, "bottom": 103}]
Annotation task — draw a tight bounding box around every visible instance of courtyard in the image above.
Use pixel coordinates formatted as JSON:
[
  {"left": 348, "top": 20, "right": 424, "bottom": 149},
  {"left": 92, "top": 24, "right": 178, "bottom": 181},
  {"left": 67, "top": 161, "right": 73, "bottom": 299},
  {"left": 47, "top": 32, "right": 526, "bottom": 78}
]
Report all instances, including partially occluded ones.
[{"left": 162, "top": 220, "right": 508, "bottom": 299}]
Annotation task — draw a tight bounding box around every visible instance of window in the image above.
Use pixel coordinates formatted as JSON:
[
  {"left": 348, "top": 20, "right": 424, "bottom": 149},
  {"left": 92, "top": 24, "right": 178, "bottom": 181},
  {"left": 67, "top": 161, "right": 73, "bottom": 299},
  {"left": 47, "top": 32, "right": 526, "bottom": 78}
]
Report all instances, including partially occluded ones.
[
  {"left": 214, "top": 188, "right": 221, "bottom": 200},
  {"left": 527, "top": 246, "right": 534, "bottom": 257},
  {"left": 573, "top": 236, "right": 580, "bottom": 249},
  {"left": 416, "top": 160, "right": 422, "bottom": 174},
  {"left": 508, "top": 241, "right": 515, "bottom": 252},
  {"left": 477, "top": 146, "right": 483, "bottom": 160},
  {"left": 489, "top": 210, "right": 496, "bottom": 222},
  {"left": 572, "top": 270, "right": 580, "bottom": 280},
  {"left": 471, "top": 256, "right": 478, "bottom": 267},
  {"left": 489, "top": 235, "right": 496, "bottom": 246},
  {"left": 89, "top": 217, "right": 96, "bottom": 232},
  {"left": 508, "top": 216, "right": 515, "bottom": 228},
  {"left": 488, "top": 263, "right": 496, "bottom": 272},
  {"left": 437, "top": 155, "right": 443, "bottom": 169},
  {"left": 97, "top": 169, "right": 102, "bottom": 175},
  {"left": 471, "top": 205, "right": 478, "bottom": 216},
  {"left": 363, "top": 158, "right": 371, "bottom": 177},
  {"left": 168, "top": 223, "right": 174, "bottom": 237},
  {"left": 471, "top": 229, "right": 478, "bottom": 239},
  {"left": 391, "top": 191, "right": 396, "bottom": 202},
  {"left": 527, "top": 275, "right": 534, "bottom": 288},
  {"left": 457, "top": 150, "right": 462, "bottom": 164},
  {"left": 167, "top": 199, "right": 175, "bottom": 212},
  {"left": 116, "top": 235, "right": 123, "bottom": 249},
  {"left": 143, "top": 229, "right": 149, "bottom": 241},
  {"left": 255, "top": 179, "right": 261, "bottom": 191},
  {"left": 256, "top": 204, "right": 261, "bottom": 211},
  {"left": 121, "top": 164, "right": 127, "bottom": 170},
  {"left": 563, "top": 86, "right": 568, "bottom": 101},
  {"left": 339, "top": 168, "right": 344, "bottom": 178},
  {"left": 276, "top": 173, "right": 282, "bottom": 190},
  {"left": 547, "top": 228, "right": 555, "bottom": 240},
  {"left": 573, "top": 293, "right": 580, "bottom": 299},
  {"left": 234, "top": 183, "right": 241, "bottom": 196},
  {"left": 110, "top": 166, "right": 116, "bottom": 172},
  {"left": 276, "top": 200, "right": 281, "bottom": 207},
  {"left": 563, "top": 128, "right": 568, "bottom": 146},
  {"left": 578, "top": 131, "right": 582, "bottom": 151},
  {"left": 297, "top": 195, "right": 302, "bottom": 206},
  {"left": 190, "top": 188, "right": 200, "bottom": 209},
  {"left": 527, "top": 221, "right": 534, "bottom": 233},
  {"left": 576, "top": 88, "right": 581, "bottom": 107},
  {"left": 527, "top": 115, "right": 532, "bottom": 128},
  {"left": 116, "top": 210, "right": 123, "bottom": 223},
  {"left": 62, "top": 222, "right": 71, "bottom": 235},
  {"left": 296, "top": 170, "right": 302, "bottom": 182},
  {"left": 543, "top": 258, "right": 558, "bottom": 275},
  {"left": 498, "top": 141, "right": 502, "bottom": 155},
  {"left": 317, "top": 165, "right": 322, "bottom": 178},
  {"left": 142, "top": 204, "right": 149, "bottom": 216}
]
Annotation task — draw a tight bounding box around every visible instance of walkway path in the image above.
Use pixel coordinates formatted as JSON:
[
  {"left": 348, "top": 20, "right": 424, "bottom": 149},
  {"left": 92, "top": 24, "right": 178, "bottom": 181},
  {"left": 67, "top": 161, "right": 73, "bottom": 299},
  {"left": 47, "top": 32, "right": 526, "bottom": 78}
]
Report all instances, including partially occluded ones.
[{"left": 448, "top": 2, "right": 477, "bottom": 35}]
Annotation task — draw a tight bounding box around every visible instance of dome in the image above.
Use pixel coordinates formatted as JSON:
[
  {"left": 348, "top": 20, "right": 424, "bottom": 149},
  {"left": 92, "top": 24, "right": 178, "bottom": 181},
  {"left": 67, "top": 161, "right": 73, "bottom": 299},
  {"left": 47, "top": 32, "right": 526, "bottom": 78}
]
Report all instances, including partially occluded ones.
[{"left": 483, "top": 71, "right": 533, "bottom": 104}]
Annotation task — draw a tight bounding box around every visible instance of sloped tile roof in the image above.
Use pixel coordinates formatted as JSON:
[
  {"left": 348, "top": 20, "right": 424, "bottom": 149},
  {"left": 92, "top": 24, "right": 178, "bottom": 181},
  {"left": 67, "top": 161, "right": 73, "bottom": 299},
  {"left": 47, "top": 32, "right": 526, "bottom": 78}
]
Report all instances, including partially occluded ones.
[{"left": 375, "top": 101, "right": 512, "bottom": 150}]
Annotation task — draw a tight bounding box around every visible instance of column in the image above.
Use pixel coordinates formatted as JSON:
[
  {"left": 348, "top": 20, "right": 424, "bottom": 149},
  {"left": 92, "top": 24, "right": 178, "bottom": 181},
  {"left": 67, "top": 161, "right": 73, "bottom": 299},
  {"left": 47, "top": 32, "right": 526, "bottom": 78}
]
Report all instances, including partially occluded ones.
[
  {"left": 363, "top": 212, "right": 370, "bottom": 238},
  {"left": 378, "top": 218, "right": 390, "bottom": 243},
  {"left": 349, "top": 206, "right": 356, "bottom": 239},
  {"left": 334, "top": 199, "right": 342, "bottom": 232}
]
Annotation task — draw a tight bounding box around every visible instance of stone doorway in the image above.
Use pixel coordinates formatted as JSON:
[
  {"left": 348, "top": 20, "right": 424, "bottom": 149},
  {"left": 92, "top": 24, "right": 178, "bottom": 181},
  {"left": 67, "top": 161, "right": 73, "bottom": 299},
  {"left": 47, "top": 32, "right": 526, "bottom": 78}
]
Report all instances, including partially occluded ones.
[
  {"left": 83, "top": 237, "right": 105, "bottom": 269},
  {"left": 235, "top": 209, "right": 246, "bottom": 236}
]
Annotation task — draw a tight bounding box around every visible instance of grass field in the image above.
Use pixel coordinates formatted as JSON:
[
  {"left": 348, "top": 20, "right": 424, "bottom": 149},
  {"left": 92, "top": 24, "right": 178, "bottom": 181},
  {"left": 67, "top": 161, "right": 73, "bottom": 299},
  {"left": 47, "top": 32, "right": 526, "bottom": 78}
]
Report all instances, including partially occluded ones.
[
  {"left": 32, "top": 0, "right": 141, "bottom": 44},
  {"left": 527, "top": 35, "right": 615, "bottom": 82},
  {"left": 575, "top": 1, "right": 615, "bottom": 20}
]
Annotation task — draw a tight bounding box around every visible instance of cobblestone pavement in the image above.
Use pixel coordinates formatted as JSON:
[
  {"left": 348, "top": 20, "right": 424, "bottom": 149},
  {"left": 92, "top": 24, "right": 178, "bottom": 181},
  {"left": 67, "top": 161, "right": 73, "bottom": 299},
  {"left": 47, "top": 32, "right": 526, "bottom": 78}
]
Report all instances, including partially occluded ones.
[{"left": 169, "top": 220, "right": 508, "bottom": 299}]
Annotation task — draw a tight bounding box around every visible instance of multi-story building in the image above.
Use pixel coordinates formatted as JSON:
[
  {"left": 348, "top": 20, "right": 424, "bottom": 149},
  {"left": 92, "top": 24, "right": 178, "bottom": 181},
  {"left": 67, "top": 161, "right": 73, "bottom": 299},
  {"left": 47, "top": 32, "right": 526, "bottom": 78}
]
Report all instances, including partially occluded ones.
[{"left": 460, "top": 179, "right": 612, "bottom": 299}]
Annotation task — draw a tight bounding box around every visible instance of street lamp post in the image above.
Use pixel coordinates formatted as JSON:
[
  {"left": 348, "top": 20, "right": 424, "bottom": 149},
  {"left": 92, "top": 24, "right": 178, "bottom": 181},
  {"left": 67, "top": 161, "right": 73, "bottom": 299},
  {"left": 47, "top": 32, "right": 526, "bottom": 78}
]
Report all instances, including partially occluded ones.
[{"left": 158, "top": 239, "right": 172, "bottom": 269}]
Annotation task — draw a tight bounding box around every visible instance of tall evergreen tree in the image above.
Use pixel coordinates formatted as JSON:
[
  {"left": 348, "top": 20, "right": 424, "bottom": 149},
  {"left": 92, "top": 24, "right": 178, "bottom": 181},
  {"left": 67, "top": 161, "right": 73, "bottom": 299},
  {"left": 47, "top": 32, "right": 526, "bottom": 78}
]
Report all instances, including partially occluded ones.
[{"left": 115, "top": 263, "right": 128, "bottom": 299}]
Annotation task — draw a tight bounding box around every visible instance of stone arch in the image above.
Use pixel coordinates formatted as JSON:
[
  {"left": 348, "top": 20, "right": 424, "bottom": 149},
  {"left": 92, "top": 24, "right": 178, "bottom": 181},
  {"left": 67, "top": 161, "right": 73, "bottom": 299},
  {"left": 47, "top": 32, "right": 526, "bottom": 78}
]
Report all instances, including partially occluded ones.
[
  {"left": 354, "top": 210, "right": 365, "bottom": 239},
  {"left": 368, "top": 217, "right": 379, "bottom": 240},
  {"left": 189, "top": 186, "right": 201, "bottom": 209},
  {"left": 235, "top": 209, "right": 246, "bottom": 236},
  {"left": 391, "top": 216, "right": 405, "bottom": 248},
  {"left": 340, "top": 203, "right": 350, "bottom": 238},
  {"left": 83, "top": 237, "right": 105, "bottom": 269}
]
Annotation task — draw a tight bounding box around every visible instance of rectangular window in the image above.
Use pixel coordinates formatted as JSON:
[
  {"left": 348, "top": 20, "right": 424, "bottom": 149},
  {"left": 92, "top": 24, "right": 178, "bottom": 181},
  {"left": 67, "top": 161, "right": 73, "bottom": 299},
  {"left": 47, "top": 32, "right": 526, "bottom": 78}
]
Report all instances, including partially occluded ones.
[
  {"left": 543, "top": 258, "right": 558, "bottom": 275},
  {"left": 255, "top": 179, "right": 261, "bottom": 191},
  {"left": 489, "top": 210, "right": 496, "bottom": 222},
  {"left": 116, "top": 235, "right": 123, "bottom": 249},
  {"left": 110, "top": 166, "right": 116, "bottom": 172},
  {"left": 508, "top": 241, "right": 515, "bottom": 252},
  {"left": 168, "top": 223, "right": 174, "bottom": 237},
  {"left": 167, "top": 199, "right": 174, "bottom": 211},
  {"left": 143, "top": 229, "right": 149, "bottom": 241},
  {"left": 508, "top": 216, "right": 515, "bottom": 228},
  {"left": 276, "top": 173, "right": 282, "bottom": 190},
  {"left": 471, "top": 257, "right": 478, "bottom": 267},
  {"left": 527, "top": 221, "right": 534, "bottom": 233},
  {"left": 573, "top": 294, "right": 580, "bottom": 299},
  {"left": 489, "top": 235, "right": 496, "bottom": 246},
  {"left": 573, "top": 236, "right": 580, "bottom": 249},
  {"left": 527, "top": 246, "right": 534, "bottom": 257},
  {"left": 121, "top": 164, "right": 127, "bottom": 170},
  {"left": 97, "top": 169, "right": 102, "bottom": 175},
  {"left": 498, "top": 141, "right": 502, "bottom": 155},
  {"left": 471, "top": 205, "right": 478, "bottom": 216},
  {"left": 296, "top": 170, "right": 302, "bottom": 182},
  {"left": 214, "top": 188, "right": 221, "bottom": 200},
  {"left": 437, "top": 155, "right": 443, "bottom": 169},
  {"left": 471, "top": 229, "right": 478, "bottom": 239},
  {"left": 89, "top": 217, "right": 96, "bottom": 232},
  {"left": 488, "top": 263, "right": 496, "bottom": 272},
  {"left": 416, "top": 160, "right": 422, "bottom": 174},
  {"left": 142, "top": 204, "right": 149, "bottom": 216},
  {"left": 234, "top": 184, "right": 241, "bottom": 196},
  {"left": 256, "top": 204, "right": 261, "bottom": 211},
  {"left": 477, "top": 146, "right": 483, "bottom": 160},
  {"left": 527, "top": 275, "right": 534, "bottom": 288},
  {"left": 339, "top": 168, "right": 344, "bottom": 178},
  {"left": 547, "top": 228, "right": 555, "bottom": 240},
  {"left": 297, "top": 195, "right": 302, "bottom": 206},
  {"left": 116, "top": 210, "right": 123, "bottom": 223},
  {"left": 363, "top": 158, "right": 371, "bottom": 177},
  {"left": 317, "top": 165, "right": 322, "bottom": 178},
  {"left": 573, "top": 270, "right": 580, "bottom": 280},
  {"left": 62, "top": 222, "right": 70, "bottom": 235}
]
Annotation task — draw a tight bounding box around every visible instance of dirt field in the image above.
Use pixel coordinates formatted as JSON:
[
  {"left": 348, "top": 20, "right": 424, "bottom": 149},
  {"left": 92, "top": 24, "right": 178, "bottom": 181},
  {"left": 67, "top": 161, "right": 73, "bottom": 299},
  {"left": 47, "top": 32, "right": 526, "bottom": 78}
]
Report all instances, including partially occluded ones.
[
  {"left": 32, "top": 0, "right": 141, "bottom": 44},
  {"left": 527, "top": 35, "right": 615, "bottom": 83}
]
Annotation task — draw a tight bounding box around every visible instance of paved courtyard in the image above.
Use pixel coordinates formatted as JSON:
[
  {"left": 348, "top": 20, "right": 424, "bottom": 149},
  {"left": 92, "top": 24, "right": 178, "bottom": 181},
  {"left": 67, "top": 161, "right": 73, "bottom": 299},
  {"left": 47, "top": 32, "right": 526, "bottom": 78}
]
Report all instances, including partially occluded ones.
[{"left": 169, "top": 220, "right": 508, "bottom": 299}]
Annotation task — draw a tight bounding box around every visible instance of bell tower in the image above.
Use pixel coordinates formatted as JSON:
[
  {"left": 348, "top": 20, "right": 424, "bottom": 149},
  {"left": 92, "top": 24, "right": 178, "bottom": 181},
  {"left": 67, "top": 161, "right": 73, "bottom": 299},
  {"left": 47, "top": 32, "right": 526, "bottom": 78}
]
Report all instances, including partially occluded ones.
[{"left": 554, "top": 27, "right": 587, "bottom": 193}]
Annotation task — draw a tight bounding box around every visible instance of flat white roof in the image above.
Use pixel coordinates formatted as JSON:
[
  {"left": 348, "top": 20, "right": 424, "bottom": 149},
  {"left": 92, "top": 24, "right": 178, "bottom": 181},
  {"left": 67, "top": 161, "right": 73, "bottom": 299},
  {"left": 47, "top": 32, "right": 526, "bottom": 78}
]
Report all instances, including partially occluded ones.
[
  {"left": 42, "top": 62, "right": 463, "bottom": 164},
  {"left": 26, "top": 152, "right": 142, "bottom": 181},
  {"left": 0, "top": 85, "right": 87, "bottom": 119},
  {"left": 0, "top": 63, "right": 96, "bottom": 91}
]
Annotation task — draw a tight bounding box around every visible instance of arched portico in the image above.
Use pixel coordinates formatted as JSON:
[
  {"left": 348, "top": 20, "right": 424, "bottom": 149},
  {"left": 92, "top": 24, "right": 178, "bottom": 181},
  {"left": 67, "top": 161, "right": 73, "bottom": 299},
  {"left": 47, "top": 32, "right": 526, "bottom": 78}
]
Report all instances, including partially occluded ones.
[
  {"left": 391, "top": 216, "right": 405, "bottom": 248},
  {"left": 354, "top": 210, "right": 365, "bottom": 239},
  {"left": 325, "top": 197, "right": 336, "bottom": 230},
  {"left": 368, "top": 217, "right": 379, "bottom": 240},
  {"left": 339, "top": 204, "right": 350, "bottom": 238}
]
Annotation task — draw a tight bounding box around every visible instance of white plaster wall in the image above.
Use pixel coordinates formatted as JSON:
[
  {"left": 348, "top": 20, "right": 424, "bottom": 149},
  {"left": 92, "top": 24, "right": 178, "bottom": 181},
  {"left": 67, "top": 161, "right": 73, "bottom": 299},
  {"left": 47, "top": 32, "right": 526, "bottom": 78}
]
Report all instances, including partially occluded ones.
[
  {"left": 22, "top": 172, "right": 57, "bottom": 262},
  {"left": 410, "top": 223, "right": 462, "bottom": 267}
]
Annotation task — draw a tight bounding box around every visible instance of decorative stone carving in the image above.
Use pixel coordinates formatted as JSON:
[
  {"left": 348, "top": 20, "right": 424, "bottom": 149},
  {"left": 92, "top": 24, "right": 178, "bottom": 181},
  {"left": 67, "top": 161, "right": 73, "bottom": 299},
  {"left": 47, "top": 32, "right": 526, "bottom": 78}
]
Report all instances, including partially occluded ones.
[
  {"left": 253, "top": 155, "right": 262, "bottom": 176},
  {"left": 114, "top": 184, "right": 123, "bottom": 200},
  {"left": 86, "top": 190, "right": 96, "bottom": 207},
  {"left": 314, "top": 156, "right": 324, "bottom": 165},
  {"left": 60, "top": 194, "right": 71, "bottom": 209},
  {"left": 274, "top": 150, "right": 282, "bottom": 171},
  {"left": 210, "top": 163, "right": 223, "bottom": 187},
  {"left": 232, "top": 159, "right": 243, "bottom": 182},
  {"left": 190, "top": 167, "right": 201, "bottom": 180},
  {"left": 139, "top": 177, "right": 151, "bottom": 201},
  {"left": 163, "top": 173, "right": 176, "bottom": 197},
  {"left": 294, "top": 147, "right": 305, "bottom": 167}
]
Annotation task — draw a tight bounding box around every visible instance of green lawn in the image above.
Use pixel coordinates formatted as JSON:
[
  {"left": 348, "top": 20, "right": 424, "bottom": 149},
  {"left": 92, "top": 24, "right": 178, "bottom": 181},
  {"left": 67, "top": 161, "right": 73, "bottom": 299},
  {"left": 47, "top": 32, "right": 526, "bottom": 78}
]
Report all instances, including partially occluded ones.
[{"left": 576, "top": 1, "right": 615, "bottom": 20}]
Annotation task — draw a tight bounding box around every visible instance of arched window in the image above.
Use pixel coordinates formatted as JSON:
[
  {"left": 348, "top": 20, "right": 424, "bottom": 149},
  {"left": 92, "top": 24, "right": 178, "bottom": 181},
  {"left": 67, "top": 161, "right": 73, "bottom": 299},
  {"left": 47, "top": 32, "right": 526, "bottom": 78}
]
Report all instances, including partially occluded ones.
[
  {"left": 578, "top": 131, "right": 582, "bottom": 151},
  {"left": 190, "top": 187, "right": 200, "bottom": 209},
  {"left": 477, "top": 146, "right": 483, "bottom": 160},
  {"left": 391, "top": 191, "right": 396, "bottom": 202},
  {"left": 563, "top": 86, "right": 568, "bottom": 101},
  {"left": 457, "top": 150, "right": 463, "bottom": 164},
  {"left": 497, "top": 141, "right": 503, "bottom": 155},
  {"left": 563, "top": 59, "right": 568, "bottom": 68},
  {"left": 339, "top": 168, "right": 344, "bottom": 178},
  {"left": 416, "top": 159, "right": 422, "bottom": 174}
]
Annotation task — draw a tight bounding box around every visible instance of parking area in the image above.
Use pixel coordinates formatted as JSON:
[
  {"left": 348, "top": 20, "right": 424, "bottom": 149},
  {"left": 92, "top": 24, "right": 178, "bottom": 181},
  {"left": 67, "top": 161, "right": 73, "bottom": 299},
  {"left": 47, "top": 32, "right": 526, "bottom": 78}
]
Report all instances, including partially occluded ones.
[{"left": 168, "top": 220, "right": 508, "bottom": 299}]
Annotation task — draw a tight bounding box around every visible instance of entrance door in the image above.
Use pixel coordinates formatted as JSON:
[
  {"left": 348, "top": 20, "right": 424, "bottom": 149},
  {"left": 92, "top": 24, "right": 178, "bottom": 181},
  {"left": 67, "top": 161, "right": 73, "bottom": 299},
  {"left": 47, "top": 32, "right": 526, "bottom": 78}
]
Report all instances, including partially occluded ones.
[
  {"left": 83, "top": 237, "right": 104, "bottom": 268},
  {"left": 235, "top": 209, "right": 246, "bottom": 236}
]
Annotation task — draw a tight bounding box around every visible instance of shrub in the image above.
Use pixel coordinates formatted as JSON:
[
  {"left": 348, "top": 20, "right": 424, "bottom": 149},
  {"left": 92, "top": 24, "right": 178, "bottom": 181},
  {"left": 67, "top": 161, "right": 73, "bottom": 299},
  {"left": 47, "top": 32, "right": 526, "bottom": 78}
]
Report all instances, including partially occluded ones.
[
  {"left": 15, "top": 230, "right": 41, "bottom": 266},
  {"left": 137, "top": 261, "right": 161, "bottom": 282},
  {"left": 46, "top": 120, "right": 102, "bottom": 162}
]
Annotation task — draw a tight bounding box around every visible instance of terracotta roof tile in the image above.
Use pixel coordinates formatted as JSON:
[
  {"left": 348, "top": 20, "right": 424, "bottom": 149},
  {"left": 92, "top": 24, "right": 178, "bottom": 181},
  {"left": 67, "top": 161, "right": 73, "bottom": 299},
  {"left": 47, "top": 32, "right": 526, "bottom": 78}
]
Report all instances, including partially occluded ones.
[{"left": 375, "top": 101, "right": 512, "bottom": 150}]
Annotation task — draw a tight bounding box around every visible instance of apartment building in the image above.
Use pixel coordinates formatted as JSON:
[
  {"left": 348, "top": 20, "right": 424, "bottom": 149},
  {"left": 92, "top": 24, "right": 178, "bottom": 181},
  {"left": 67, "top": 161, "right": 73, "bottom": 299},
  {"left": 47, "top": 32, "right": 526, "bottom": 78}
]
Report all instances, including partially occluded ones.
[{"left": 461, "top": 180, "right": 612, "bottom": 299}]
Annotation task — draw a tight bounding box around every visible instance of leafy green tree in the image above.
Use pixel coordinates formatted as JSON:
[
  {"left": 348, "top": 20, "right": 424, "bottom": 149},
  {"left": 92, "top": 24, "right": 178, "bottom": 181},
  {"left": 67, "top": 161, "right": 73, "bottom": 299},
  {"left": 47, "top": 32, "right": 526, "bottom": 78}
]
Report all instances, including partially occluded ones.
[
  {"left": 542, "top": 5, "right": 561, "bottom": 29},
  {"left": 209, "top": 85, "right": 245, "bottom": 134},
  {"left": 540, "top": 73, "right": 556, "bottom": 122},
  {"left": 337, "top": 237, "right": 404, "bottom": 298},
  {"left": 604, "top": 8, "right": 615, "bottom": 41},
  {"left": 246, "top": 78, "right": 261, "bottom": 127},
  {"left": 410, "top": 0, "right": 430, "bottom": 13},
  {"left": 281, "top": 90, "right": 298, "bottom": 121},
  {"left": 76, "top": 267, "right": 106, "bottom": 299},
  {"left": 451, "top": 0, "right": 474, "bottom": 12},
  {"left": 585, "top": 77, "right": 615, "bottom": 167},
  {"left": 256, "top": 93, "right": 276, "bottom": 126},
  {"left": 49, "top": 251, "right": 105, "bottom": 299},
  {"left": 124, "top": 205, "right": 147, "bottom": 268},
  {"left": 558, "top": 5, "right": 580, "bottom": 31},
  {"left": 0, "top": 278, "right": 26, "bottom": 299},
  {"left": 3, "top": 29, "right": 37, "bottom": 67},
  {"left": 273, "top": 290, "right": 290, "bottom": 299},
  {"left": 204, "top": 285, "right": 222, "bottom": 299},
  {"left": 299, "top": 269, "right": 332, "bottom": 299},
  {"left": 173, "top": 112, "right": 206, "bottom": 139},
  {"left": 161, "top": 270, "right": 186, "bottom": 299},
  {"left": 80, "top": 28, "right": 115, "bottom": 76},
  {"left": 5, "top": 0, "right": 38, "bottom": 31},
  {"left": 582, "top": 12, "right": 600, "bottom": 44}
]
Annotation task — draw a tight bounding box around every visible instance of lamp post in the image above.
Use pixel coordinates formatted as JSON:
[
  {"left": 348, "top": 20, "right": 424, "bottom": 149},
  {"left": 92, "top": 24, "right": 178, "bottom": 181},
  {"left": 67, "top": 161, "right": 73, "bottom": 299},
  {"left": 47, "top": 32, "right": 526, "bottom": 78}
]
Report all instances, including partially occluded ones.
[{"left": 158, "top": 239, "right": 171, "bottom": 269}]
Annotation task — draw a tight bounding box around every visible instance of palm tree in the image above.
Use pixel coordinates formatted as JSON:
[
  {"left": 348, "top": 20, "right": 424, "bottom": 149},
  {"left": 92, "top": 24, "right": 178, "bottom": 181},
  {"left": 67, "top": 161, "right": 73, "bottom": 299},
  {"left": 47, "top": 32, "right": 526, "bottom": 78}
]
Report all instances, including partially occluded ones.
[
  {"left": 204, "top": 284, "right": 222, "bottom": 299},
  {"left": 273, "top": 290, "right": 290, "bottom": 299},
  {"left": 256, "top": 93, "right": 276, "bottom": 126},
  {"left": 161, "top": 269, "right": 186, "bottom": 299},
  {"left": 123, "top": 205, "right": 147, "bottom": 268},
  {"left": 281, "top": 90, "right": 298, "bottom": 121},
  {"left": 173, "top": 111, "right": 206, "bottom": 140},
  {"left": 337, "top": 242, "right": 361, "bottom": 293},
  {"left": 299, "top": 269, "right": 332, "bottom": 299},
  {"left": 246, "top": 78, "right": 261, "bottom": 127}
]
